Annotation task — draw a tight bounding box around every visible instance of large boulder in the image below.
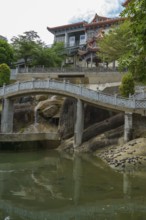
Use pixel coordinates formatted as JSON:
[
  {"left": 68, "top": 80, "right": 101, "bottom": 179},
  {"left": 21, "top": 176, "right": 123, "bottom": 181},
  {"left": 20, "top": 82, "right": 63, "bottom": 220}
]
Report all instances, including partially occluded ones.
[
  {"left": 35, "top": 94, "right": 49, "bottom": 101},
  {"left": 35, "top": 95, "right": 64, "bottom": 118},
  {"left": 58, "top": 97, "right": 114, "bottom": 139}
]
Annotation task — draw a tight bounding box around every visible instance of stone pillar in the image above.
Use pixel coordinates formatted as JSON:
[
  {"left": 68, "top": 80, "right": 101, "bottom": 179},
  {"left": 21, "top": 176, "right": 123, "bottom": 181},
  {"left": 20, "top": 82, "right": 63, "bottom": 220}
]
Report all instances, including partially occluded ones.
[
  {"left": 124, "top": 112, "right": 133, "bottom": 142},
  {"left": 74, "top": 99, "right": 84, "bottom": 148},
  {"left": 1, "top": 98, "right": 14, "bottom": 133}
]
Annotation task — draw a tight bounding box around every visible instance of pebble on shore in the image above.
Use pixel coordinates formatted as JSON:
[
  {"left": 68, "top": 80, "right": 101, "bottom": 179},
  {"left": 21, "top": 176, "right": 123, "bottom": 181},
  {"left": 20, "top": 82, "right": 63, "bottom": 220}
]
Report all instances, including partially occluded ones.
[{"left": 95, "top": 138, "right": 146, "bottom": 172}]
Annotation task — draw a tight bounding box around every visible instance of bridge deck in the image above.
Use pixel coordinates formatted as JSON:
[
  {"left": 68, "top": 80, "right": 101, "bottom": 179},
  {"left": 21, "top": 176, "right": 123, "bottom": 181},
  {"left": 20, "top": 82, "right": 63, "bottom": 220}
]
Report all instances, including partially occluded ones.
[{"left": 0, "top": 79, "right": 146, "bottom": 115}]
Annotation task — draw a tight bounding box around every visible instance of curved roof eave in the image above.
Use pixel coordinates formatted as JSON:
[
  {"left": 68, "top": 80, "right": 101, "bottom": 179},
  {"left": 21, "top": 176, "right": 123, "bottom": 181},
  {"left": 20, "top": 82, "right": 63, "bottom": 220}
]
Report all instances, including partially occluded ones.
[
  {"left": 84, "top": 17, "right": 126, "bottom": 29},
  {"left": 47, "top": 21, "right": 86, "bottom": 34}
]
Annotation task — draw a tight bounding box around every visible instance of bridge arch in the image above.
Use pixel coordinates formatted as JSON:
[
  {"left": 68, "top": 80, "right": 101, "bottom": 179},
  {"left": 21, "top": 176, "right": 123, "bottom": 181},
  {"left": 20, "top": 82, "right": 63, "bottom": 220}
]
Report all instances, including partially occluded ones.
[{"left": 1, "top": 79, "right": 146, "bottom": 146}]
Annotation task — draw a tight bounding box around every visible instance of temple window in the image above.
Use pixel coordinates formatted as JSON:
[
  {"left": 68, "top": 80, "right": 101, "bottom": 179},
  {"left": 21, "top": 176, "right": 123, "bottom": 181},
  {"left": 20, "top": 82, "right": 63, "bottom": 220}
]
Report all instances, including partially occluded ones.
[
  {"left": 79, "top": 35, "right": 86, "bottom": 45},
  {"left": 56, "top": 35, "right": 65, "bottom": 43},
  {"left": 69, "top": 36, "right": 75, "bottom": 46}
]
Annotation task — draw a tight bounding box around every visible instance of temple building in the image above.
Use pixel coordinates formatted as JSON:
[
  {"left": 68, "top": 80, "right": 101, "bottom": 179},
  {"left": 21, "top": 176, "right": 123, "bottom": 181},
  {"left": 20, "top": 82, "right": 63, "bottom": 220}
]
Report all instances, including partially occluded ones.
[{"left": 47, "top": 1, "right": 128, "bottom": 68}]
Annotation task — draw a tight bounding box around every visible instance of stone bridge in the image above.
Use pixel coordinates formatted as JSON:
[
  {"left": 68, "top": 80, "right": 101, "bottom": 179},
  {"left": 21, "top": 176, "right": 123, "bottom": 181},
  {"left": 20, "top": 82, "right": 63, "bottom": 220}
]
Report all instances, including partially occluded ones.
[{"left": 0, "top": 79, "right": 146, "bottom": 147}]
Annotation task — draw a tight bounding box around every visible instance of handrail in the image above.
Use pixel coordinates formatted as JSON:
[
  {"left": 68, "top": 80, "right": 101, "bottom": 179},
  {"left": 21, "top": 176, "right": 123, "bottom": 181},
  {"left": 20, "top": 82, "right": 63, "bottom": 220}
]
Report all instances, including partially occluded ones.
[
  {"left": 0, "top": 79, "right": 146, "bottom": 110},
  {"left": 13, "top": 66, "right": 119, "bottom": 74}
]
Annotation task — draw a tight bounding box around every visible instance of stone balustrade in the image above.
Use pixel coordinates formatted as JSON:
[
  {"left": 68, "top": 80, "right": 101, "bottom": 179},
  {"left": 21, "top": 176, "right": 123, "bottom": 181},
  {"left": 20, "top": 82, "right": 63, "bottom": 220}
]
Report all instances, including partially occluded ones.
[
  {"left": 1, "top": 79, "right": 146, "bottom": 145},
  {"left": 0, "top": 79, "right": 146, "bottom": 110}
]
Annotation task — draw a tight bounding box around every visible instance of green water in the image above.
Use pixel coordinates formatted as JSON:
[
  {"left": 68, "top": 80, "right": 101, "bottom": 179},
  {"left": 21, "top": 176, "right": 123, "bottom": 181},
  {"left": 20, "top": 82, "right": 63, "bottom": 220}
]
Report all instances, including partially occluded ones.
[{"left": 0, "top": 149, "right": 146, "bottom": 220}]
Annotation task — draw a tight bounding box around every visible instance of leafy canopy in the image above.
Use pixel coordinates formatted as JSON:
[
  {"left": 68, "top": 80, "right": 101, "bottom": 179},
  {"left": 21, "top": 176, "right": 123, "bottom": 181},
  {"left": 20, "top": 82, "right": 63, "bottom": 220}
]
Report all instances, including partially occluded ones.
[
  {"left": 97, "top": 21, "right": 132, "bottom": 63},
  {"left": 11, "top": 31, "right": 42, "bottom": 66},
  {"left": 11, "top": 31, "right": 66, "bottom": 67},
  {"left": 0, "top": 63, "right": 10, "bottom": 86},
  {"left": 120, "top": 0, "right": 146, "bottom": 81},
  {"left": 97, "top": 0, "right": 146, "bottom": 82},
  {"left": 0, "top": 39, "right": 14, "bottom": 66},
  {"left": 119, "top": 72, "right": 135, "bottom": 97}
]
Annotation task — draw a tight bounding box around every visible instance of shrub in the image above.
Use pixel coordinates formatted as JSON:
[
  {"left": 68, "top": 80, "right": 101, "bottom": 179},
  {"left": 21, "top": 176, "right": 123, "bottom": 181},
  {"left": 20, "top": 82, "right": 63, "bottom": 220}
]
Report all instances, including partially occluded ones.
[
  {"left": 119, "top": 72, "right": 135, "bottom": 97},
  {"left": 0, "top": 63, "right": 10, "bottom": 86}
]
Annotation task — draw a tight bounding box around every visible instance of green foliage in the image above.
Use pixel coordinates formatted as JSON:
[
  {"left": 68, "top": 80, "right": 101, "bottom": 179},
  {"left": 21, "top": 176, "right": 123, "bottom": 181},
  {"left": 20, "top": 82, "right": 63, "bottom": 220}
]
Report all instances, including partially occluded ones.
[
  {"left": 11, "top": 31, "right": 42, "bottom": 66},
  {"left": 98, "top": 0, "right": 146, "bottom": 82},
  {"left": 32, "top": 42, "right": 65, "bottom": 67},
  {"left": 120, "top": 0, "right": 146, "bottom": 81},
  {"left": 97, "top": 21, "right": 132, "bottom": 63},
  {"left": 11, "top": 31, "right": 66, "bottom": 67},
  {"left": 119, "top": 72, "right": 135, "bottom": 97},
  {"left": 0, "top": 39, "right": 14, "bottom": 65},
  {"left": 0, "top": 63, "right": 10, "bottom": 86}
]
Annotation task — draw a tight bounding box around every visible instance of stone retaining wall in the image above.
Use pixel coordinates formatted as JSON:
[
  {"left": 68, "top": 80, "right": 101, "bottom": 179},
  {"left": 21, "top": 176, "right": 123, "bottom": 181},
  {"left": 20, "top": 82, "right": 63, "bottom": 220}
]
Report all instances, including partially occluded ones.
[{"left": 16, "top": 72, "right": 124, "bottom": 84}]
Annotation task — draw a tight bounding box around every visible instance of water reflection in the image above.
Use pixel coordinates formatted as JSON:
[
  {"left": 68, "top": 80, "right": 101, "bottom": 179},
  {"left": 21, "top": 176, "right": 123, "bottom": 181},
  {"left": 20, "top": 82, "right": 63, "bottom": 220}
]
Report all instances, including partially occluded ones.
[{"left": 0, "top": 149, "right": 146, "bottom": 219}]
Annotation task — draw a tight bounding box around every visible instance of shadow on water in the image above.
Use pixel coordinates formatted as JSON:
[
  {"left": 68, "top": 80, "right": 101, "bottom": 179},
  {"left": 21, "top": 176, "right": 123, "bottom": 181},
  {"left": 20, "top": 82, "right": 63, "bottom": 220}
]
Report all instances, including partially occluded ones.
[
  {"left": 0, "top": 146, "right": 146, "bottom": 220},
  {"left": 0, "top": 140, "right": 60, "bottom": 152}
]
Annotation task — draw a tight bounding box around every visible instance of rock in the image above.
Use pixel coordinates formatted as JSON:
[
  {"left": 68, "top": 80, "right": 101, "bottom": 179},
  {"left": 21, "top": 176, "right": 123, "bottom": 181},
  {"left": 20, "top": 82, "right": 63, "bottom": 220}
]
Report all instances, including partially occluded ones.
[
  {"left": 59, "top": 97, "right": 114, "bottom": 139},
  {"left": 35, "top": 95, "right": 48, "bottom": 101},
  {"left": 42, "top": 105, "right": 59, "bottom": 118},
  {"left": 19, "top": 96, "right": 34, "bottom": 104},
  {"left": 83, "top": 113, "right": 124, "bottom": 142},
  {"left": 35, "top": 96, "right": 63, "bottom": 119}
]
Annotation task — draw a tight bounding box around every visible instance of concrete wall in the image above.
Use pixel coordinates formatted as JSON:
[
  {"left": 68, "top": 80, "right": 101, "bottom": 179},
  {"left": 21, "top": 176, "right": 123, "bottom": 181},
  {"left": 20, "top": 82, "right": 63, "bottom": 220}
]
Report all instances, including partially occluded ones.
[
  {"left": 15, "top": 72, "right": 124, "bottom": 84},
  {"left": 0, "top": 132, "right": 60, "bottom": 142}
]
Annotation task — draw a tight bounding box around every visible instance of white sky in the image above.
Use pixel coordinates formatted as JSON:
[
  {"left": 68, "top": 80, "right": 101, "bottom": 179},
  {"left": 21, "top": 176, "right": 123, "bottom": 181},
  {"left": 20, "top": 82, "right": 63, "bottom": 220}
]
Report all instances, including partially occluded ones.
[{"left": 0, "top": 0, "right": 125, "bottom": 45}]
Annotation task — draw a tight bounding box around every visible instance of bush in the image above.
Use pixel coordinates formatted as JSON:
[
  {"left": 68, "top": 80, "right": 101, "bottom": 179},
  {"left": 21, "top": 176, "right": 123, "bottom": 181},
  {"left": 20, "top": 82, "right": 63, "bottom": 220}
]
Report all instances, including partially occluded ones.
[
  {"left": 0, "top": 63, "right": 10, "bottom": 86},
  {"left": 119, "top": 72, "right": 135, "bottom": 97}
]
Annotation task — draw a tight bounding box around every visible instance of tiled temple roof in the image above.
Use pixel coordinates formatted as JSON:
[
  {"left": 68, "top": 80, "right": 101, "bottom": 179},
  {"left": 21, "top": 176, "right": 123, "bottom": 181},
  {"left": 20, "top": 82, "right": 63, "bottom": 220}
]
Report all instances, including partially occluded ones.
[
  {"left": 84, "top": 17, "right": 126, "bottom": 29},
  {"left": 47, "top": 21, "right": 86, "bottom": 33}
]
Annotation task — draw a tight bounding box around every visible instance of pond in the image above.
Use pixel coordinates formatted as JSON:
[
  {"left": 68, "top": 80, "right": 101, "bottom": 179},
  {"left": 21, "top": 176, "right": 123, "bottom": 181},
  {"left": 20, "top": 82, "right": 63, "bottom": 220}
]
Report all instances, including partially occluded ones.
[{"left": 0, "top": 148, "right": 146, "bottom": 220}]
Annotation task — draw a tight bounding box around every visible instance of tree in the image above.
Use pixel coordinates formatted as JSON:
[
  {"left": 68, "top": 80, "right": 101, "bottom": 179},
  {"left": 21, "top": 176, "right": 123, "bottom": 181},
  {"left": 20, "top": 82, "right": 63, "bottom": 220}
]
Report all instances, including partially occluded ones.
[
  {"left": 97, "top": 0, "right": 146, "bottom": 82},
  {"left": 0, "top": 39, "right": 14, "bottom": 66},
  {"left": 0, "top": 63, "right": 10, "bottom": 86},
  {"left": 97, "top": 21, "right": 132, "bottom": 63},
  {"left": 120, "top": 0, "right": 146, "bottom": 81},
  {"left": 31, "top": 42, "right": 65, "bottom": 67},
  {"left": 119, "top": 72, "right": 135, "bottom": 97},
  {"left": 11, "top": 31, "right": 42, "bottom": 66},
  {"left": 11, "top": 31, "right": 66, "bottom": 68}
]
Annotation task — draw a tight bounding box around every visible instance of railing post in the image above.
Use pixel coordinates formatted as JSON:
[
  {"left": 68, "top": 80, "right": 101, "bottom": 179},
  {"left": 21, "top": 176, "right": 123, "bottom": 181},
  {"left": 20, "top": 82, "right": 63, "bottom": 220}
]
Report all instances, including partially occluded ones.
[
  {"left": 80, "top": 84, "right": 82, "bottom": 96},
  {"left": 3, "top": 83, "right": 5, "bottom": 95},
  {"left": 17, "top": 81, "right": 20, "bottom": 91},
  {"left": 63, "top": 79, "right": 66, "bottom": 90},
  {"left": 133, "top": 95, "right": 136, "bottom": 108},
  {"left": 96, "top": 88, "right": 99, "bottom": 100},
  {"left": 47, "top": 77, "right": 50, "bottom": 88},
  {"left": 31, "top": 78, "right": 35, "bottom": 89},
  {"left": 114, "top": 93, "right": 117, "bottom": 105}
]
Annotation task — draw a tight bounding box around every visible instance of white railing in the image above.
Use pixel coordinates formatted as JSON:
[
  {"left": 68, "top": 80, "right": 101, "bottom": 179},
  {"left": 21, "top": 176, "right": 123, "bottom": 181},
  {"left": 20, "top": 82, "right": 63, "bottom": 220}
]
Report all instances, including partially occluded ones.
[
  {"left": 12, "top": 66, "right": 119, "bottom": 74},
  {"left": 1, "top": 79, "right": 146, "bottom": 110}
]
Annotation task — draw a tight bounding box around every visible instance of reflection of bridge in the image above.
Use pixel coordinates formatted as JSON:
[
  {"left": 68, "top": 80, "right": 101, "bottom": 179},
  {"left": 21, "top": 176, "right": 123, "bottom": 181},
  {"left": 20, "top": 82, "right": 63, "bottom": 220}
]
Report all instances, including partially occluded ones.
[
  {"left": 0, "top": 79, "right": 146, "bottom": 146},
  {"left": 0, "top": 155, "right": 146, "bottom": 220}
]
